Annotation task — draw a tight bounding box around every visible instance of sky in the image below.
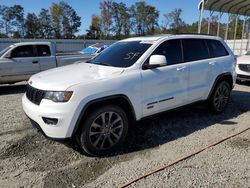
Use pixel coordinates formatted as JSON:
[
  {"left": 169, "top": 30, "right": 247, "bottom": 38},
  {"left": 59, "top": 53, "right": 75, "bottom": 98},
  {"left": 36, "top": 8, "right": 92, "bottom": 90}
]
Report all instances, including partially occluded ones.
[{"left": 0, "top": 0, "right": 202, "bottom": 34}]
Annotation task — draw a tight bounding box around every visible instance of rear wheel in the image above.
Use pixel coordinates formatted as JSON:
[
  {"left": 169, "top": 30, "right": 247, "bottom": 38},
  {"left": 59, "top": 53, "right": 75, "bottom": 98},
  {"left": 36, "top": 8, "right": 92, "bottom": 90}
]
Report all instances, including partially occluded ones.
[
  {"left": 209, "top": 81, "right": 231, "bottom": 113},
  {"left": 78, "top": 105, "right": 128, "bottom": 156}
]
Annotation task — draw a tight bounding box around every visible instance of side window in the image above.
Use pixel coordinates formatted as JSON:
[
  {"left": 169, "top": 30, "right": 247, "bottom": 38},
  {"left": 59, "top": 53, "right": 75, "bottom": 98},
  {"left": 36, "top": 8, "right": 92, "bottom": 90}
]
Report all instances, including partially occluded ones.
[
  {"left": 37, "top": 45, "right": 51, "bottom": 57},
  {"left": 206, "top": 40, "right": 229, "bottom": 58},
  {"left": 152, "top": 39, "right": 183, "bottom": 65},
  {"left": 182, "top": 39, "right": 209, "bottom": 62},
  {"left": 11, "top": 45, "right": 35, "bottom": 58}
]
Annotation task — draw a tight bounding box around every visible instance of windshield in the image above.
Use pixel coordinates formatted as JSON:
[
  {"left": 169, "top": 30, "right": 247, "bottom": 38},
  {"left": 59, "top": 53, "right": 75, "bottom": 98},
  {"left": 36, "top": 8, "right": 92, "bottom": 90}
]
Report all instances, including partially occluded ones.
[
  {"left": 89, "top": 41, "right": 152, "bottom": 68},
  {"left": 245, "top": 51, "right": 250, "bottom": 55},
  {"left": 0, "top": 46, "right": 11, "bottom": 57}
]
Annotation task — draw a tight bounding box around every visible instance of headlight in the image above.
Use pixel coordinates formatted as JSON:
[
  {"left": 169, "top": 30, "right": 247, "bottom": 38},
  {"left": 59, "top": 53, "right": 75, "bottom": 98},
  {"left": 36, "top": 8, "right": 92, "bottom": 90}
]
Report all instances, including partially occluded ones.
[{"left": 44, "top": 91, "right": 73, "bottom": 102}]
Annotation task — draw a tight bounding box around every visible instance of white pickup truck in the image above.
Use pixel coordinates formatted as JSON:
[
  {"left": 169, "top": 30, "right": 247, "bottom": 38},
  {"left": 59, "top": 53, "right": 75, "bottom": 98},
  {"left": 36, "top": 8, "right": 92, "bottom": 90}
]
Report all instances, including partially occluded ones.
[{"left": 0, "top": 42, "right": 91, "bottom": 84}]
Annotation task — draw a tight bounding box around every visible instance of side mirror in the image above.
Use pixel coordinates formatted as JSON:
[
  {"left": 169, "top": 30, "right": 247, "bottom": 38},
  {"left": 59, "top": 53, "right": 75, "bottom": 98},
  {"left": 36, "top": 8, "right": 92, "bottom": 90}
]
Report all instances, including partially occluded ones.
[{"left": 144, "top": 55, "right": 167, "bottom": 69}]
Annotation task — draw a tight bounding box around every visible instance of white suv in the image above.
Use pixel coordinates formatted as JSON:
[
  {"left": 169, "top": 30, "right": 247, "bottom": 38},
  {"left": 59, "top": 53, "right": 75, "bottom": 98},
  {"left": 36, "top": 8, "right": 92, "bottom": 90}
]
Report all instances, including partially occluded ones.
[{"left": 22, "top": 35, "right": 236, "bottom": 156}]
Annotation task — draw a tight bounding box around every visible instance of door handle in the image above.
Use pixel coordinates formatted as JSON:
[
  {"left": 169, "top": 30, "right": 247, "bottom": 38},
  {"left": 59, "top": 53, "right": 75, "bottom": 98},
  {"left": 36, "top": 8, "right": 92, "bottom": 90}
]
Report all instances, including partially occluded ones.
[
  {"left": 209, "top": 61, "right": 216, "bottom": 65},
  {"left": 177, "top": 66, "right": 186, "bottom": 71},
  {"left": 32, "top": 61, "right": 39, "bottom": 64}
]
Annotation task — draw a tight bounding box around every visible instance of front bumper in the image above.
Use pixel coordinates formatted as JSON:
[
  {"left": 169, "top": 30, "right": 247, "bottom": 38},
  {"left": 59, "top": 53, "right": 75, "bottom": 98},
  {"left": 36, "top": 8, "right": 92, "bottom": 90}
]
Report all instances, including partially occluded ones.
[
  {"left": 237, "top": 74, "right": 250, "bottom": 81},
  {"left": 22, "top": 94, "right": 77, "bottom": 139},
  {"left": 236, "top": 65, "right": 250, "bottom": 81}
]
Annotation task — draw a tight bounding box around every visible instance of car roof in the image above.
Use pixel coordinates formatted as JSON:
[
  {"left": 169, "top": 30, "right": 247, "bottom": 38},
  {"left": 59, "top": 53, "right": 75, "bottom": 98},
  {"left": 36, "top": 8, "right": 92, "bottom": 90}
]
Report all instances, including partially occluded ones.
[
  {"left": 121, "top": 34, "right": 220, "bottom": 42},
  {"left": 13, "top": 42, "right": 52, "bottom": 46}
]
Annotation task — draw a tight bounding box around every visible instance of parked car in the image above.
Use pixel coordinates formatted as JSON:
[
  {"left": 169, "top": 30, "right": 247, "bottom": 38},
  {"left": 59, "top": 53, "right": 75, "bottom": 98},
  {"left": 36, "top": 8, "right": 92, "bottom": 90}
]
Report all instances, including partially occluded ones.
[
  {"left": 79, "top": 43, "right": 109, "bottom": 55},
  {"left": 22, "top": 35, "right": 236, "bottom": 156},
  {"left": 0, "top": 42, "right": 90, "bottom": 84},
  {"left": 236, "top": 51, "right": 250, "bottom": 82}
]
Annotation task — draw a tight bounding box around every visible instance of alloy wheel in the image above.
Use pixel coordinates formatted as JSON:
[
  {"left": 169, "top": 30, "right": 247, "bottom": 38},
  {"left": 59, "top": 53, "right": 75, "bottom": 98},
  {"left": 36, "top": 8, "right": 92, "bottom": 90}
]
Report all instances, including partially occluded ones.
[
  {"left": 89, "top": 111, "right": 124, "bottom": 150},
  {"left": 213, "top": 83, "right": 230, "bottom": 112}
]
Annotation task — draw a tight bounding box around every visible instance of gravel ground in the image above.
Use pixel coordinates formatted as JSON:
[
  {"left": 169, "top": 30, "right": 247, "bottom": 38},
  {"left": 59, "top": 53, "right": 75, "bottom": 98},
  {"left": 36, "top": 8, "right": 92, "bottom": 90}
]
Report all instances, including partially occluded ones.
[{"left": 0, "top": 82, "right": 249, "bottom": 188}]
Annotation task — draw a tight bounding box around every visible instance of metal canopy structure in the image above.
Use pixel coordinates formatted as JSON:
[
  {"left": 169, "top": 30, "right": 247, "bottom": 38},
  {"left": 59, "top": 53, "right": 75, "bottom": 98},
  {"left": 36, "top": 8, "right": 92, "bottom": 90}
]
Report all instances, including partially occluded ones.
[{"left": 198, "top": 0, "right": 250, "bottom": 55}]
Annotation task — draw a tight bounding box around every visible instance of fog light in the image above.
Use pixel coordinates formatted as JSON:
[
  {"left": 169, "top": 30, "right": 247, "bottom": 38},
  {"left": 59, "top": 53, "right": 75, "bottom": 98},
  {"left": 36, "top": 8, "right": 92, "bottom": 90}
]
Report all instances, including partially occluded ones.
[{"left": 42, "top": 117, "right": 58, "bottom": 125}]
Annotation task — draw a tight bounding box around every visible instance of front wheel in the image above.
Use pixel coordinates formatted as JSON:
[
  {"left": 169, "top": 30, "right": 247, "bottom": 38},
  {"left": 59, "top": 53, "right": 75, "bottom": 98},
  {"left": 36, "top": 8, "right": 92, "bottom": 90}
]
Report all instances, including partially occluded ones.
[
  {"left": 209, "top": 81, "right": 231, "bottom": 113},
  {"left": 78, "top": 105, "right": 128, "bottom": 156}
]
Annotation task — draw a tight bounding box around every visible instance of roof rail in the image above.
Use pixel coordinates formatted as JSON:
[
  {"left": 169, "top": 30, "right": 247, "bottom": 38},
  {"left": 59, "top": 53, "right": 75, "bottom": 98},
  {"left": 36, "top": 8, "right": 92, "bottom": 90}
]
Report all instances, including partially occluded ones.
[{"left": 175, "top": 33, "right": 217, "bottom": 36}]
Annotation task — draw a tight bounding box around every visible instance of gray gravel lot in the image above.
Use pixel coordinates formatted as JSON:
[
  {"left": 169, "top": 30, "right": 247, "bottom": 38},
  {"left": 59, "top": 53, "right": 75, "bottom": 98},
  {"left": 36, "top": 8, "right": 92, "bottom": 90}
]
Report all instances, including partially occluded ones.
[{"left": 0, "top": 82, "right": 249, "bottom": 188}]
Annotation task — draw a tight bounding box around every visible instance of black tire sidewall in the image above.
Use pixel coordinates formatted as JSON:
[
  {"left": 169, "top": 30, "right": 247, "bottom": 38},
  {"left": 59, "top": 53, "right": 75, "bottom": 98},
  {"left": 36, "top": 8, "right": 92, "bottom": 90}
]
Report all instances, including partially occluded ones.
[
  {"left": 79, "top": 105, "right": 128, "bottom": 156},
  {"left": 210, "top": 81, "right": 231, "bottom": 113}
]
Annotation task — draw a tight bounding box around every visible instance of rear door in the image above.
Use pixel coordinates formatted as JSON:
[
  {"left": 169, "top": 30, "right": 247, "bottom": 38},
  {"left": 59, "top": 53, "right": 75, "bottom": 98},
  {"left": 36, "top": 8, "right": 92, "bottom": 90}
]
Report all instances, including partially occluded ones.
[
  {"left": 182, "top": 39, "right": 212, "bottom": 102},
  {"left": 0, "top": 45, "right": 40, "bottom": 83},
  {"left": 36, "top": 45, "right": 56, "bottom": 71},
  {"left": 141, "top": 39, "right": 189, "bottom": 117},
  {"left": 206, "top": 39, "right": 230, "bottom": 83}
]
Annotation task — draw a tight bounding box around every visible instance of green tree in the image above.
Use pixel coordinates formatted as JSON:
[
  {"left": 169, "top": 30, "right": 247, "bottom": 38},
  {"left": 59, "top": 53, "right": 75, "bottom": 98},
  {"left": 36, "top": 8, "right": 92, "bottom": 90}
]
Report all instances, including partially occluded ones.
[
  {"left": 38, "top": 8, "right": 53, "bottom": 38},
  {"left": 50, "top": 1, "right": 81, "bottom": 39},
  {"left": 112, "top": 2, "right": 130, "bottom": 38},
  {"left": 0, "top": 5, "right": 24, "bottom": 37},
  {"left": 11, "top": 5, "right": 25, "bottom": 37},
  {"left": 86, "top": 14, "right": 101, "bottom": 39},
  {"left": 163, "top": 8, "right": 185, "bottom": 34},
  {"left": 25, "top": 13, "right": 40, "bottom": 38},
  {"left": 130, "top": 2, "right": 159, "bottom": 36},
  {"left": 50, "top": 3, "right": 62, "bottom": 38},
  {"left": 59, "top": 1, "right": 81, "bottom": 38},
  {"left": 100, "top": 0, "right": 113, "bottom": 39}
]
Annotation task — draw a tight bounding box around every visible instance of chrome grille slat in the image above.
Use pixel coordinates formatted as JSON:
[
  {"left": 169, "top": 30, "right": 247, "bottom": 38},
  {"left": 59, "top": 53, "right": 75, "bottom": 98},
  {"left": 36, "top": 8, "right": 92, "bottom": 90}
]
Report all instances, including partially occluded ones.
[{"left": 239, "top": 64, "right": 250, "bottom": 72}]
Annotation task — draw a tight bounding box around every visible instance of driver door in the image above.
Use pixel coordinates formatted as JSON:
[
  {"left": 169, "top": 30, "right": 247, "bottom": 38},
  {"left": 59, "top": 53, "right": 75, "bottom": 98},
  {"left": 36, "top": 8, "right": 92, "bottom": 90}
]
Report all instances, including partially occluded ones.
[
  {"left": 0, "top": 45, "right": 40, "bottom": 83},
  {"left": 141, "top": 39, "right": 189, "bottom": 117}
]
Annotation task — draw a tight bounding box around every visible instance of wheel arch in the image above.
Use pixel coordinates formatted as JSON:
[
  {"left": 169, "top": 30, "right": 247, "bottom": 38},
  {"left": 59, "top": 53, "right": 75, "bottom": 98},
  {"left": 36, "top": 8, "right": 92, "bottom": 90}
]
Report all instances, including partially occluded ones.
[
  {"left": 207, "top": 72, "right": 233, "bottom": 100},
  {"left": 72, "top": 94, "right": 136, "bottom": 136}
]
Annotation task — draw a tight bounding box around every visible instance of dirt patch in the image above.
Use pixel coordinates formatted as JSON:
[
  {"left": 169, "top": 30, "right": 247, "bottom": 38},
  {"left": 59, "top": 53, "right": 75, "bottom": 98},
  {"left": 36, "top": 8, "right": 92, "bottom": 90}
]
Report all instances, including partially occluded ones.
[
  {"left": 229, "top": 137, "right": 250, "bottom": 149},
  {"left": 0, "top": 133, "right": 40, "bottom": 160},
  {"left": 44, "top": 159, "right": 111, "bottom": 187}
]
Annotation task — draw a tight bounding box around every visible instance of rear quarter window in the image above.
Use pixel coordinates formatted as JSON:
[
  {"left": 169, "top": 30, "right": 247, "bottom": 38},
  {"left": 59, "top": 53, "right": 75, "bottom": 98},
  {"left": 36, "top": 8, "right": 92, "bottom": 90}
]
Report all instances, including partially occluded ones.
[
  {"left": 206, "top": 39, "right": 229, "bottom": 58},
  {"left": 37, "top": 45, "right": 51, "bottom": 56}
]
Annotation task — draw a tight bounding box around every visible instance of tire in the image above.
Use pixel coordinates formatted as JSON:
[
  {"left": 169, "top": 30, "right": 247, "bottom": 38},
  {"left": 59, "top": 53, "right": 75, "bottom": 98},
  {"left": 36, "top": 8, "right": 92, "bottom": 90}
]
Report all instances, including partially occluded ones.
[
  {"left": 77, "top": 105, "right": 128, "bottom": 156},
  {"left": 208, "top": 81, "right": 231, "bottom": 113}
]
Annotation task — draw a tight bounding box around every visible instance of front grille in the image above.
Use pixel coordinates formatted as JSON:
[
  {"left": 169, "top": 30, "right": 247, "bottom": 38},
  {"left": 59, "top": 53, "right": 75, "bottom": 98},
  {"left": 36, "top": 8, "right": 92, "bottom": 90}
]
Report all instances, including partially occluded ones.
[
  {"left": 26, "top": 85, "right": 45, "bottom": 105},
  {"left": 238, "top": 64, "right": 250, "bottom": 72}
]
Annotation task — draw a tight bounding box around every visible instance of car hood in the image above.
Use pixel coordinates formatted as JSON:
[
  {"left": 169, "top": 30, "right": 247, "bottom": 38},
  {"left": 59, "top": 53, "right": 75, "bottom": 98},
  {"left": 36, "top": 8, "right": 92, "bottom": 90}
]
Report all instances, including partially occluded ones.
[
  {"left": 29, "top": 63, "right": 125, "bottom": 91},
  {"left": 237, "top": 55, "right": 250, "bottom": 64}
]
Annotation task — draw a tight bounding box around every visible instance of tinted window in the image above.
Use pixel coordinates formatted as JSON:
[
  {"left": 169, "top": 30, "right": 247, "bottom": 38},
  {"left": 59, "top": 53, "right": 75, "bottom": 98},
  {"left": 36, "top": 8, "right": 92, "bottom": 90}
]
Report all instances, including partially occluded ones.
[
  {"left": 206, "top": 40, "right": 229, "bottom": 58},
  {"left": 37, "top": 45, "right": 51, "bottom": 56},
  {"left": 182, "top": 39, "right": 209, "bottom": 62},
  {"left": 152, "top": 39, "right": 183, "bottom": 65},
  {"left": 11, "top": 45, "right": 35, "bottom": 58},
  {"left": 89, "top": 41, "right": 152, "bottom": 68}
]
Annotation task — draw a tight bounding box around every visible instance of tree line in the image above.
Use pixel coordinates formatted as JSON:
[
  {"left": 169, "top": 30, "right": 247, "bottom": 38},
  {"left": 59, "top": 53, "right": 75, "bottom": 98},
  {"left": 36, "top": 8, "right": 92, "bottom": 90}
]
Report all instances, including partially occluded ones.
[
  {"left": 0, "top": 0, "right": 248, "bottom": 40},
  {"left": 0, "top": 1, "right": 81, "bottom": 39}
]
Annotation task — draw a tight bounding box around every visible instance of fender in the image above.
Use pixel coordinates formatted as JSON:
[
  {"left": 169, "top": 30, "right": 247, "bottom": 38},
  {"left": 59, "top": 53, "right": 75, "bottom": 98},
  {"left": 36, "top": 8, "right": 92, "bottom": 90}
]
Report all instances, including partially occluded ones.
[
  {"left": 72, "top": 94, "right": 136, "bottom": 136},
  {"left": 207, "top": 72, "right": 233, "bottom": 99}
]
